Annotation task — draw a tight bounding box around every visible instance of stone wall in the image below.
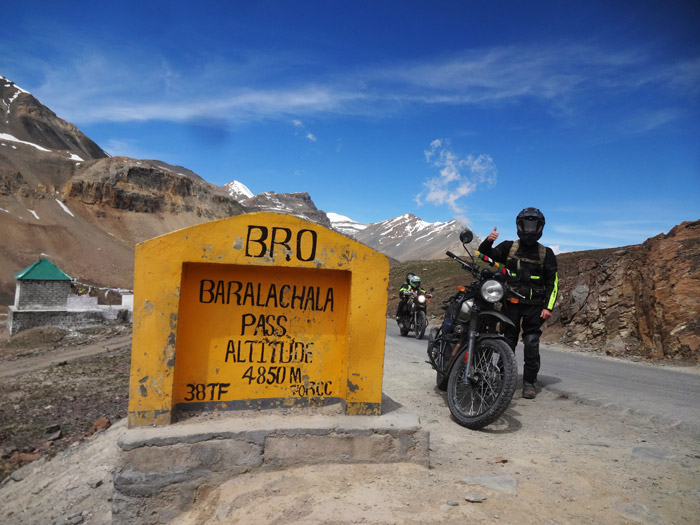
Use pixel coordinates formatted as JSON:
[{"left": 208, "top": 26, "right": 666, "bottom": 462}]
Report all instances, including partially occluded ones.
[
  {"left": 8, "top": 307, "right": 130, "bottom": 335},
  {"left": 14, "top": 280, "right": 70, "bottom": 310}
]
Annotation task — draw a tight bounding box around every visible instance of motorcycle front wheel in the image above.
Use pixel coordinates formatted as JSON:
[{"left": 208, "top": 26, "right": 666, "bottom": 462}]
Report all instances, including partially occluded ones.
[
  {"left": 446, "top": 338, "right": 517, "bottom": 430},
  {"left": 398, "top": 317, "right": 409, "bottom": 337},
  {"left": 414, "top": 311, "right": 427, "bottom": 340}
]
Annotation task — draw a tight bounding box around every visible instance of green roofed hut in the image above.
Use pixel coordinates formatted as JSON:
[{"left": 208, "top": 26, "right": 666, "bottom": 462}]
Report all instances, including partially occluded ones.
[
  {"left": 13, "top": 258, "right": 72, "bottom": 311},
  {"left": 8, "top": 258, "right": 132, "bottom": 335}
]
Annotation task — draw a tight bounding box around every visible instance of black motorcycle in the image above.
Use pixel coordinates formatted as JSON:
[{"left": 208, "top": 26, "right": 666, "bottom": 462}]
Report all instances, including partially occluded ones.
[
  {"left": 426, "top": 228, "right": 518, "bottom": 430},
  {"left": 397, "top": 288, "right": 433, "bottom": 340}
]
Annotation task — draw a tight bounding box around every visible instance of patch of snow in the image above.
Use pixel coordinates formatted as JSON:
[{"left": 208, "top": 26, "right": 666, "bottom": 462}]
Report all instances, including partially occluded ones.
[
  {"left": 0, "top": 207, "right": 9, "bottom": 214},
  {"left": 225, "top": 180, "right": 254, "bottom": 199},
  {"left": 0, "top": 76, "right": 30, "bottom": 94},
  {"left": 68, "top": 153, "right": 84, "bottom": 162},
  {"left": 55, "top": 199, "right": 75, "bottom": 217},
  {"left": 28, "top": 209, "right": 40, "bottom": 220},
  {"left": 0, "top": 133, "right": 51, "bottom": 152}
]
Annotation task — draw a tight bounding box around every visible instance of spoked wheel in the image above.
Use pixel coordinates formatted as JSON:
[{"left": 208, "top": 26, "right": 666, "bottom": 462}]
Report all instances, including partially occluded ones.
[
  {"left": 427, "top": 329, "right": 450, "bottom": 391},
  {"left": 414, "top": 311, "right": 427, "bottom": 340},
  {"left": 446, "top": 338, "right": 517, "bottom": 430}
]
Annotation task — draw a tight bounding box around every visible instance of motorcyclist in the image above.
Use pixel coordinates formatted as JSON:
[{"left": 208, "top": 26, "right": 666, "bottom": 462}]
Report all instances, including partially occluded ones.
[
  {"left": 396, "top": 274, "right": 425, "bottom": 319},
  {"left": 478, "top": 207, "right": 559, "bottom": 399}
]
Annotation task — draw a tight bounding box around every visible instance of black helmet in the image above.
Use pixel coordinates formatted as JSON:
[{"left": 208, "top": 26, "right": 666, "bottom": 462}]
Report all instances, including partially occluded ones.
[{"left": 516, "top": 207, "right": 545, "bottom": 245}]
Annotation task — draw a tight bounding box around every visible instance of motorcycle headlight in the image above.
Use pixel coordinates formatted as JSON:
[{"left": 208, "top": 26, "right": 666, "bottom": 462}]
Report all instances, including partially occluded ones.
[
  {"left": 417, "top": 294, "right": 426, "bottom": 304},
  {"left": 481, "top": 280, "right": 504, "bottom": 303}
]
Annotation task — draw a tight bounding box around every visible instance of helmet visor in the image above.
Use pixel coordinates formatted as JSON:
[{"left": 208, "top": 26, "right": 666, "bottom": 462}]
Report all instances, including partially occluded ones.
[{"left": 521, "top": 218, "right": 540, "bottom": 233}]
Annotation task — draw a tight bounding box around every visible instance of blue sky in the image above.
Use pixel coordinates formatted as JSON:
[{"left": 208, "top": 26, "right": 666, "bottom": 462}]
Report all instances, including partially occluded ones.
[{"left": 2, "top": 1, "right": 699, "bottom": 253}]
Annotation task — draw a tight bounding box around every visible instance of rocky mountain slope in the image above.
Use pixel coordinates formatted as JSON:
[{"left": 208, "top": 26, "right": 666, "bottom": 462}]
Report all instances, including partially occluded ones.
[
  {"left": 0, "top": 77, "right": 248, "bottom": 304},
  {"left": 547, "top": 219, "right": 700, "bottom": 361},
  {"left": 350, "top": 213, "right": 476, "bottom": 261},
  {"left": 0, "top": 74, "right": 471, "bottom": 305}
]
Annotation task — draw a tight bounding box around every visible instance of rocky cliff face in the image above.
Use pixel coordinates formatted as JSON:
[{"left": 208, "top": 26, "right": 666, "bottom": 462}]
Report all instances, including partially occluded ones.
[
  {"left": 63, "top": 157, "right": 245, "bottom": 218},
  {"left": 242, "top": 191, "right": 332, "bottom": 229},
  {"left": 545, "top": 220, "right": 700, "bottom": 362}
]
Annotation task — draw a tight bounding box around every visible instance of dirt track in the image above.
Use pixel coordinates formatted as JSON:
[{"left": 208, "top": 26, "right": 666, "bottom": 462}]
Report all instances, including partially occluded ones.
[{"left": 1, "top": 324, "right": 699, "bottom": 524}]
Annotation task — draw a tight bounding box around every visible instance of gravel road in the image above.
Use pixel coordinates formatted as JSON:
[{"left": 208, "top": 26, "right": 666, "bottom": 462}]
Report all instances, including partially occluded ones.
[{"left": 1, "top": 322, "right": 699, "bottom": 524}]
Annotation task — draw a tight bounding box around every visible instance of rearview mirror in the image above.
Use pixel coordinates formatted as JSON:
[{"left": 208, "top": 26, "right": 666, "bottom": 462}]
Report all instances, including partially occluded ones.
[{"left": 459, "top": 229, "right": 474, "bottom": 244}]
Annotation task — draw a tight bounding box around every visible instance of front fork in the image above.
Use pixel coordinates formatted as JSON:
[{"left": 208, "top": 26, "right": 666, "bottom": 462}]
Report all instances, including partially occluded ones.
[{"left": 461, "top": 312, "right": 479, "bottom": 385}]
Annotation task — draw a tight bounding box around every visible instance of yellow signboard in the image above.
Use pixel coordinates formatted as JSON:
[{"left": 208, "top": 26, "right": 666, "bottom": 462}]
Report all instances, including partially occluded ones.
[{"left": 128, "top": 213, "right": 388, "bottom": 427}]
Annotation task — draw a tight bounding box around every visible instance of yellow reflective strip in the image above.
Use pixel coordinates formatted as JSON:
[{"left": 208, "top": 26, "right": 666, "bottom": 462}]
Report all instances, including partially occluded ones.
[{"left": 547, "top": 272, "right": 559, "bottom": 310}]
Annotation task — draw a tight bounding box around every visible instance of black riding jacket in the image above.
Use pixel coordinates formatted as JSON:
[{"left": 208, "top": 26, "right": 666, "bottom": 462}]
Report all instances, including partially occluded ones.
[{"left": 478, "top": 239, "right": 559, "bottom": 309}]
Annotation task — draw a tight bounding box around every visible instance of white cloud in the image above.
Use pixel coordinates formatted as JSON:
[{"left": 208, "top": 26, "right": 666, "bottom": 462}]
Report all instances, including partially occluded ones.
[
  {"left": 11, "top": 38, "right": 697, "bottom": 137},
  {"left": 417, "top": 139, "right": 497, "bottom": 214}
]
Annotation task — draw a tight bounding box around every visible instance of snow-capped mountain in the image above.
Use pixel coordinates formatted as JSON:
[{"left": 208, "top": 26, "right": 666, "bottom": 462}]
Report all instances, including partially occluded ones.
[
  {"left": 243, "top": 190, "right": 333, "bottom": 229},
  {"left": 351, "top": 213, "right": 478, "bottom": 261},
  {"left": 327, "top": 212, "right": 368, "bottom": 237},
  {"left": 223, "top": 180, "right": 254, "bottom": 201}
]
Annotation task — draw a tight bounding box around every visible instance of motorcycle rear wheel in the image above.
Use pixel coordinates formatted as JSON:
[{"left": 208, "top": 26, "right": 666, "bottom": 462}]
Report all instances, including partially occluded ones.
[
  {"left": 414, "top": 311, "right": 427, "bottom": 340},
  {"left": 446, "top": 338, "right": 517, "bottom": 430}
]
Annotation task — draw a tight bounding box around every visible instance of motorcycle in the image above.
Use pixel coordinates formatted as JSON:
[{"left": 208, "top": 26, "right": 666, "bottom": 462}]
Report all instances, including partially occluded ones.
[
  {"left": 397, "top": 288, "right": 433, "bottom": 340},
  {"left": 426, "top": 228, "right": 519, "bottom": 430}
]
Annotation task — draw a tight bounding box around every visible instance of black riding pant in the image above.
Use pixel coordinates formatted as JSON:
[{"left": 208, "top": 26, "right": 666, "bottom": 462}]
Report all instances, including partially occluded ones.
[
  {"left": 502, "top": 302, "right": 544, "bottom": 384},
  {"left": 396, "top": 299, "right": 408, "bottom": 317}
]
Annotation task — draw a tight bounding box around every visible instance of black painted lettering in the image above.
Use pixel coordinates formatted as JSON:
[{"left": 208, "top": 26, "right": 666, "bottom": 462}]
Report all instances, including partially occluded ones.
[
  {"left": 246, "top": 340, "right": 256, "bottom": 363},
  {"left": 245, "top": 225, "right": 268, "bottom": 257},
  {"left": 303, "top": 286, "right": 316, "bottom": 311},
  {"left": 276, "top": 314, "right": 288, "bottom": 336},
  {"left": 225, "top": 340, "right": 238, "bottom": 362},
  {"left": 241, "top": 313, "right": 256, "bottom": 336},
  {"left": 227, "top": 281, "right": 242, "bottom": 305},
  {"left": 279, "top": 285, "right": 290, "bottom": 308},
  {"left": 324, "top": 288, "right": 334, "bottom": 312},
  {"left": 217, "top": 383, "right": 230, "bottom": 400},
  {"left": 256, "top": 283, "right": 265, "bottom": 307},
  {"left": 213, "top": 280, "right": 225, "bottom": 303},
  {"left": 304, "top": 342, "right": 314, "bottom": 363},
  {"left": 291, "top": 285, "right": 305, "bottom": 310},
  {"left": 243, "top": 282, "right": 255, "bottom": 305},
  {"left": 199, "top": 279, "right": 215, "bottom": 303},
  {"left": 271, "top": 227, "right": 293, "bottom": 261},
  {"left": 265, "top": 283, "right": 278, "bottom": 307},
  {"left": 296, "top": 229, "right": 317, "bottom": 261}
]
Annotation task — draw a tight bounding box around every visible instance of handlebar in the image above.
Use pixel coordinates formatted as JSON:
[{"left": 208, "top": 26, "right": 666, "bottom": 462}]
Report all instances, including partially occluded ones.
[
  {"left": 447, "top": 250, "right": 513, "bottom": 278},
  {"left": 446, "top": 251, "right": 479, "bottom": 273}
]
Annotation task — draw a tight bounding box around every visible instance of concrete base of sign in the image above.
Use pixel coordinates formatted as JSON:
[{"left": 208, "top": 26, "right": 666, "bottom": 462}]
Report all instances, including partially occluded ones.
[{"left": 112, "top": 396, "right": 429, "bottom": 524}]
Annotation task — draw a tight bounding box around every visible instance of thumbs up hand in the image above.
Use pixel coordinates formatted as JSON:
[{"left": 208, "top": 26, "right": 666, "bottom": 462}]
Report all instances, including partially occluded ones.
[{"left": 487, "top": 226, "right": 499, "bottom": 242}]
